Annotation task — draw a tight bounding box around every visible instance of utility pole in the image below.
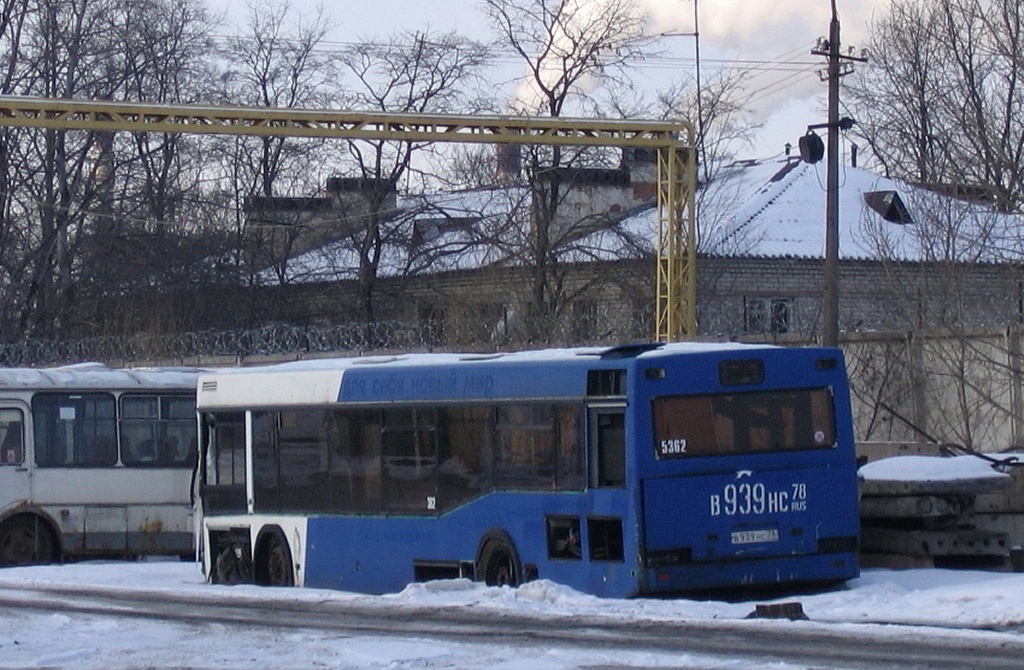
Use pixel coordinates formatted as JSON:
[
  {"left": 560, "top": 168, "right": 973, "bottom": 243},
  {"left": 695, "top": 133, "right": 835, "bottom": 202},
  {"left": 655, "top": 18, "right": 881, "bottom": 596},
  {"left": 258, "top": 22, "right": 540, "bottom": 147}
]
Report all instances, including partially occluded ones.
[{"left": 811, "top": 0, "right": 866, "bottom": 347}]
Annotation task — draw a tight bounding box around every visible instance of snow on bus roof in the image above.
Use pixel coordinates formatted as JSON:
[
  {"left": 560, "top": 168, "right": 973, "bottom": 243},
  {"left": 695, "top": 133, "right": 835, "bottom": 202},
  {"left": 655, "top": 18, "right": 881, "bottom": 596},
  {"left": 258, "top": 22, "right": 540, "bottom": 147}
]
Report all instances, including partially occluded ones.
[
  {"left": 195, "top": 342, "right": 786, "bottom": 408},
  {"left": 202, "top": 341, "right": 778, "bottom": 377},
  {"left": 0, "top": 362, "right": 202, "bottom": 390}
]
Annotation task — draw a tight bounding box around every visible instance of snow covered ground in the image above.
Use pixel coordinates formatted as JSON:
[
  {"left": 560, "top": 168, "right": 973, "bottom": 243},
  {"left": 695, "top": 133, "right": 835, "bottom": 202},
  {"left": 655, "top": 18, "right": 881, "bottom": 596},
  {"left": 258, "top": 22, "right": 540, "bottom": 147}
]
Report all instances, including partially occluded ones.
[{"left": 0, "top": 560, "right": 1022, "bottom": 669}]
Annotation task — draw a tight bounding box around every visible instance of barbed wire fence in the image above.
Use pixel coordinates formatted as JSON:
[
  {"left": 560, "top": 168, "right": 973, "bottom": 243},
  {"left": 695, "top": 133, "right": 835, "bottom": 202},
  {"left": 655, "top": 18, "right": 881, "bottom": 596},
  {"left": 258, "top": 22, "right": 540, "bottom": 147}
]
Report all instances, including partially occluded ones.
[{"left": 0, "top": 315, "right": 653, "bottom": 368}]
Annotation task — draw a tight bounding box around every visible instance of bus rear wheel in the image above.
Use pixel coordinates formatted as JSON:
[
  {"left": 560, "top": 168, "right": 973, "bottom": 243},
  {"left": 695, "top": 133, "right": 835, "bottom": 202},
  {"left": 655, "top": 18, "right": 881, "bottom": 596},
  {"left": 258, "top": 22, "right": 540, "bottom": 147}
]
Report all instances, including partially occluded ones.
[
  {"left": 0, "top": 516, "right": 56, "bottom": 566},
  {"left": 255, "top": 528, "right": 294, "bottom": 587},
  {"left": 479, "top": 539, "right": 520, "bottom": 588}
]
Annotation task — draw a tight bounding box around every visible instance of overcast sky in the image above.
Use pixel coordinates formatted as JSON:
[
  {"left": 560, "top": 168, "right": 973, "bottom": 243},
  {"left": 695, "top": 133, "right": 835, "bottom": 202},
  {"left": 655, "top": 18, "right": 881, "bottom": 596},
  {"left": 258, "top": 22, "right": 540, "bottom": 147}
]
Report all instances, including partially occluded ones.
[{"left": 219, "top": 0, "right": 889, "bottom": 159}]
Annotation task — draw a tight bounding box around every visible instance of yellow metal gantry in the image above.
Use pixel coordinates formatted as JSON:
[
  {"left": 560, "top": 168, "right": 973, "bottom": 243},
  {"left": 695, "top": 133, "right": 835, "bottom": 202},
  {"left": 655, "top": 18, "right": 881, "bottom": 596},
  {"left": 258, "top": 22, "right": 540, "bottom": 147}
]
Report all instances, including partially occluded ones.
[{"left": 0, "top": 96, "right": 697, "bottom": 341}]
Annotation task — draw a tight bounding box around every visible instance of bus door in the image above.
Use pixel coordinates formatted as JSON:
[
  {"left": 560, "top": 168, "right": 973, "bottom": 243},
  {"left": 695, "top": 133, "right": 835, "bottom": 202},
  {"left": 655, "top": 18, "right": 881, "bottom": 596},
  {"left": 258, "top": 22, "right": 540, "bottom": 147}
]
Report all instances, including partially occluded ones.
[
  {"left": 199, "top": 411, "right": 248, "bottom": 514},
  {"left": 584, "top": 404, "right": 627, "bottom": 566},
  {"left": 0, "top": 402, "right": 31, "bottom": 508}
]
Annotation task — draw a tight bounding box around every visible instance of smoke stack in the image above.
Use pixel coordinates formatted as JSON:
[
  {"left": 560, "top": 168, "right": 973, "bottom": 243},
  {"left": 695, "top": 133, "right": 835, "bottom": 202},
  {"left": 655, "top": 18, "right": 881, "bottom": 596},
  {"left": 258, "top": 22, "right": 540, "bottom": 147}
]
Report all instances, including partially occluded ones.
[{"left": 496, "top": 144, "right": 521, "bottom": 182}]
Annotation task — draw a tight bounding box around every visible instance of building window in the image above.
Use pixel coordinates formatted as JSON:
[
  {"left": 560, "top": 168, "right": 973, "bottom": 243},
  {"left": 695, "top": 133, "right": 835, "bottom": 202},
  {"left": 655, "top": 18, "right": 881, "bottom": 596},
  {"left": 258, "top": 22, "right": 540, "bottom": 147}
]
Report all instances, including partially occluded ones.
[{"left": 745, "top": 298, "right": 791, "bottom": 334}]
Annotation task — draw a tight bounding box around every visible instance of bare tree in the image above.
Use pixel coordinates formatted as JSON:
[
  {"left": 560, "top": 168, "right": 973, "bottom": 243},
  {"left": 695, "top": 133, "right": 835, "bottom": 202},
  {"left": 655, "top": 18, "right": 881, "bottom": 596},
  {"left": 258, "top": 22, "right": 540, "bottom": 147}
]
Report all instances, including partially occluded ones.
[
  {"left": 4, "top": 0, "right": 128, "bottom": 339},
  {"left": 335, "top": 29, "right": 488, "bottom": 325},
  {"left": 211, "top": 0, "right": 338, "bottom": 326},
  {"left": 848, "top": 0, "right": 1024, "bottom": 211},
  {"left": 75, "top": 0, "right": 220, "bottom": 335},
  {"left": 482, "top": 0, "right": 657, "bottom": 342}
]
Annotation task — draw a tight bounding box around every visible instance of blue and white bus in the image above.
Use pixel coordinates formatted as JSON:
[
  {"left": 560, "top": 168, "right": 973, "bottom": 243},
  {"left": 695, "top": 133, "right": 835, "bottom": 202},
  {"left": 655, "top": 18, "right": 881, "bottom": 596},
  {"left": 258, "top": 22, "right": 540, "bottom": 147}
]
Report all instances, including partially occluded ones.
[{"left": 196, "top": 342, "right": 859, "bottom": 597}]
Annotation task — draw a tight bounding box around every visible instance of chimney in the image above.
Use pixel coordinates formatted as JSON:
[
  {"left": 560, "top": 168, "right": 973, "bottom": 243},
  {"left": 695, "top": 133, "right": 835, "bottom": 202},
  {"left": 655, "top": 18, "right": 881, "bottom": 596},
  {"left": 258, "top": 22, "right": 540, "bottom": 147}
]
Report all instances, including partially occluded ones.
[{"left": 496, "top": 144, "right": 521, "bottom": 182}]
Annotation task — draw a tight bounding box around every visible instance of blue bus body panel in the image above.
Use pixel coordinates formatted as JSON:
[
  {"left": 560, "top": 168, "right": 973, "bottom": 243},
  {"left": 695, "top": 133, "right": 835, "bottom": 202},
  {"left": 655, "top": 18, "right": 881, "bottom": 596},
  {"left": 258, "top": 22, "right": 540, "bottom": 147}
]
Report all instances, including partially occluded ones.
[
  {"left": 304, "top": 488, "right": 640, "bottom": 598},
  {"left": 641, "top": 465, "right": 859, "bottom": 590},
  {"left": 632, "top": 345, "right": 860, "bottom": 592},
  {"left": 338, "top": 357, "right": 589, "bottom": 404},
  {"left": 643, "top": 465, "right": 858, "bottom": 556},
  {"left": 642, "top": 551, "right": 858, "bottom": 593}
]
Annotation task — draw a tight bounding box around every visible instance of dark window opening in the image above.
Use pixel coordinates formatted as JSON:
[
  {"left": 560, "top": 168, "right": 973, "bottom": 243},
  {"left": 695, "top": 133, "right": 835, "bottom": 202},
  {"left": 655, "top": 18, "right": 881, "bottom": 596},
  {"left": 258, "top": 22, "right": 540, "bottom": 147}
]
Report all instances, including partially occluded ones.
[
  {"left": 653, "top": 387, "right": 836, "bottom": 458},
  {"left": 864, "top": 190, "right": 913, "bottom": 224},
  {"left": 745, "top": 298, "right": 791, "bottom": 334},
  {"left": 0, "top": 408, "right": 24, "bottom": 465},
  {"left": 330, "top": 410, "right": 382, "bottom": 513},
  {"left": 33, "top": 393, "right": 116, "bottom": 467},
  {"left": 438, "top": 406, "right": 490, "bottom": 510},
  {"left": 203, "top": 412, "right": 247, "bottom": 514},
  {"left": 546, "top": 516, "right": 582, "bottom": 560},
  {"left": 590, "top": 409, "right": 625, "bottom": 488},
  {"left": 243, "top": 402, "right": 583, "bottom": 516},
  {"left": 587, "top": 369, "right": 626, "bottom": 396},
  {"left": 382, "top": 408, "right": 438, "bottom": 513},
  {"left": 719, "top": 359, "right": 765, "bottom": 386},
  {"left": 495, "top": 405, "right": 555, "bottom": 489},
  {"left": 588, "top": 518, "right": 624, "bottom": 562},
  {"left": 279, "top": 410, "right": 331, "bottom": 512},
  {"left": 120, "top": 394, "right": 197, "bottom": 467}
]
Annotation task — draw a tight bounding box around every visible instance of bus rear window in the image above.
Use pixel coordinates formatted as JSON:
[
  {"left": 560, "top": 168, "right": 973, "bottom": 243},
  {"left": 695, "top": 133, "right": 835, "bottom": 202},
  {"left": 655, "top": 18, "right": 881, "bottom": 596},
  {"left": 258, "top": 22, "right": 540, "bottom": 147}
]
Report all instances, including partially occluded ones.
[{"left": 652, "top": 388, "right": 836, "bottom": 459}]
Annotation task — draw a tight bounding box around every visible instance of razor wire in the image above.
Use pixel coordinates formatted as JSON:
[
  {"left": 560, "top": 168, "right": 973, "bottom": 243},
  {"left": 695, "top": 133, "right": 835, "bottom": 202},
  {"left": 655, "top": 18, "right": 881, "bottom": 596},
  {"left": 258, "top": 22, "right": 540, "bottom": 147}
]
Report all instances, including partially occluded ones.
[{"left": 0, "top": 317, "right": 651, "bottom": 367}]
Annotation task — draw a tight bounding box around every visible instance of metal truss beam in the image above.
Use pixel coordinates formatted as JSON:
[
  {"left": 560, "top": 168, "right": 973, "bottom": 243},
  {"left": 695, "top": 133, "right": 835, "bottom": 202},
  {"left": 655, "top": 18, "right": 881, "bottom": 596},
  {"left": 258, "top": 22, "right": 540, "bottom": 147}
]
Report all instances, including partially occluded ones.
[{"left": 0, "top": 96, "right": 697, "bottom": 341}]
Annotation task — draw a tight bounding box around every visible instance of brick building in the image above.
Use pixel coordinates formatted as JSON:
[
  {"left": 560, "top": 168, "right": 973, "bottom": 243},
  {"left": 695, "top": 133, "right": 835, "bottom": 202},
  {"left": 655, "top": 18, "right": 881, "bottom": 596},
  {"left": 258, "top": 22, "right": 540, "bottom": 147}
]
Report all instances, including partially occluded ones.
[{"left": 245, "top": 155, "right": 1024, "bottom": 346}]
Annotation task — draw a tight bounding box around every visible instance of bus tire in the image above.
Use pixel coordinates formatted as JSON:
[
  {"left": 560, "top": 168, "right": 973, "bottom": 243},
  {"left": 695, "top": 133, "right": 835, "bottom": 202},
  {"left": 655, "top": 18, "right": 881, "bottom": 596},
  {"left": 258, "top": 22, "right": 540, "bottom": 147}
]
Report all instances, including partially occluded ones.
[
  {"left": 0, "top": 515, "right": 57, "bottom": 566},
  {"left": 254, "top": 527, "right": 294, "bottom": 587},
  {"left": 477, "top": 532, "right": 521, "bottom": 588}
]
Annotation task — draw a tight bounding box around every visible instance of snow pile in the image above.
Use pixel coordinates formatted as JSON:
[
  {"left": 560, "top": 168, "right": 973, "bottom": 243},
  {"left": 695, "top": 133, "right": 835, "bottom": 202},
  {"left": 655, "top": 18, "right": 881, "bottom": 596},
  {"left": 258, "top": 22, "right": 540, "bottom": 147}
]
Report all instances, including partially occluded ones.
[{"left": 859, "top": 454, "right": 1011, "bottom": 483}]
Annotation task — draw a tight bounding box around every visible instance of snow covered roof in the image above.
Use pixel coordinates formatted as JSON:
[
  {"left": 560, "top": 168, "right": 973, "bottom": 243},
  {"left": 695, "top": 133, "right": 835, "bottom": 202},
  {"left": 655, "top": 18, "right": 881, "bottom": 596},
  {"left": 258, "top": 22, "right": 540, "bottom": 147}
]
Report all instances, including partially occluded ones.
[
  {"left": 261, "top": 159, "right": 1024, "bottom": 285},
  {"left": 694, "top": 159, "right": 1023, "bottom": 263},
  {"left": 0, "top": 362, "right": 202, "bottom": 390}
]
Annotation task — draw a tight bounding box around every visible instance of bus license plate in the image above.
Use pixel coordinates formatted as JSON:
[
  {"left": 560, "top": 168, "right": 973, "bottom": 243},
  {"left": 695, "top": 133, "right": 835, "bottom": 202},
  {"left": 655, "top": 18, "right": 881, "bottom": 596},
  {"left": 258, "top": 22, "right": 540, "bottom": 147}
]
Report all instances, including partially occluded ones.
[{"left": 731, "top": 529, "right": 779, "bottom": 545}]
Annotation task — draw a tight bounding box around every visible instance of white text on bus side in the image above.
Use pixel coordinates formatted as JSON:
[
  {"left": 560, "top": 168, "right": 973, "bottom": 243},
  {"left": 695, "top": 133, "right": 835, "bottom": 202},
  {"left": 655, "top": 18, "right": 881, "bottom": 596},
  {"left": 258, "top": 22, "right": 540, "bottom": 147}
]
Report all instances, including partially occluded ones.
[
  {"left": 659, "top": 438, "right": 687, "bottom": 456},
  {"left": 709, "top": 482, "right": 808, "bottom": 517}
]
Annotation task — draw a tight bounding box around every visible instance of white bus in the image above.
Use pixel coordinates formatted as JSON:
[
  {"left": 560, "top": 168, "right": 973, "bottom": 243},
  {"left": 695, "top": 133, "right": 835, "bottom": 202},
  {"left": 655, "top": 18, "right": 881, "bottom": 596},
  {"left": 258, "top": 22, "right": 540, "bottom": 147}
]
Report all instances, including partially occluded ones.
[{"left": 0, "top": 362, "right": 200, "bottom": 564}]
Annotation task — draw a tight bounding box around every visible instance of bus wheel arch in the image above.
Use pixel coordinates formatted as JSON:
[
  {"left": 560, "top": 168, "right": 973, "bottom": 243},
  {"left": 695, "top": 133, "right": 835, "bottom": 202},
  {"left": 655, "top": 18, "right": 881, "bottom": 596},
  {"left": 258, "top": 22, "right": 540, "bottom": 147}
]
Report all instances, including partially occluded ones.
[
  {"left": 476, "top": 530, "right": 522, "bottom": 588},
  {"left": 0, "top": 512, "right": 59, "bottom": 566},
  {"left": 254, "top": 525, "right": 295, "bottom": 587}
]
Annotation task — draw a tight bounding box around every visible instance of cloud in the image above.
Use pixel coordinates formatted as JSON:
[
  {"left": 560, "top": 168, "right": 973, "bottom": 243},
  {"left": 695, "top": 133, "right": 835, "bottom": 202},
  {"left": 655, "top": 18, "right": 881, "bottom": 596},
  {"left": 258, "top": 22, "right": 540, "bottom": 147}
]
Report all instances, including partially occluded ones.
[{"left": 641, "top": 0, "right": 881, "bottom": 56}]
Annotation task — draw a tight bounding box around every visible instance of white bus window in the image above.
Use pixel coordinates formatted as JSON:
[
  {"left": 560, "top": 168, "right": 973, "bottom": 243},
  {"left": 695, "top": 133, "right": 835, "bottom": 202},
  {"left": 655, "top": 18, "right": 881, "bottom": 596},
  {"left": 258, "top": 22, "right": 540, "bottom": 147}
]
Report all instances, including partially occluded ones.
[
  {"left": 0, "top": 409, "right": 24, "bottom": 465},
  {"left": 33, "top": 393, "right": 117, "bottom": 467},
  {"left": 120, "top": 394, "right": 197, "bottom": 467}
]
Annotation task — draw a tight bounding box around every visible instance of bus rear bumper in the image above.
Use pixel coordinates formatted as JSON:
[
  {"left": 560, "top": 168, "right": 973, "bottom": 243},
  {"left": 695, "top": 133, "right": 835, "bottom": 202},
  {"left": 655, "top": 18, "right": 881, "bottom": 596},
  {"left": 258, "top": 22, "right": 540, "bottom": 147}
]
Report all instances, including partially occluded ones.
[{"left": 640, "top": 550, "right": 859, "bottom": 595}]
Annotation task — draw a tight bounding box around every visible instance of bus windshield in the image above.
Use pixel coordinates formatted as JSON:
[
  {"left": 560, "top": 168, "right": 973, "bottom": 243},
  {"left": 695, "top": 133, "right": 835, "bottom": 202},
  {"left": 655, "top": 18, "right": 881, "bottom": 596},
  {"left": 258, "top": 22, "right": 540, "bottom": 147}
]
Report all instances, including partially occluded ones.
[{"left": 652, "top": 387, "right": 836, "bottom": 459}]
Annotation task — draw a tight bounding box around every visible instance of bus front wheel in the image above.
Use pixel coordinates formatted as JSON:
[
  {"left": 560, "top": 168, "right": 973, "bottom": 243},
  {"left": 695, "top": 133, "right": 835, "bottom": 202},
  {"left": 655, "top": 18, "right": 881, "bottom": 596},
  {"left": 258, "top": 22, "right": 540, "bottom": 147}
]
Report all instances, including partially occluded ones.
[
  {"left": 255, "top": 527, "right": 294, "bottom": 587},
  {"left": 478, "top": 537, "right": 520, "bottom": 588},
  {"left": 0, "top": 516, "right": 56, "bottom": 566}
]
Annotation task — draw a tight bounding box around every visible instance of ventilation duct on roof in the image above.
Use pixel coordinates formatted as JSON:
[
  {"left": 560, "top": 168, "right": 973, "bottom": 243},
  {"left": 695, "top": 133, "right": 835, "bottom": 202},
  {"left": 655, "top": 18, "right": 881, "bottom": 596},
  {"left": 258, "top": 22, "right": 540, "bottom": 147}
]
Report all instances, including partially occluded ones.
[{"left": 864, "top": 190, "right": 913, "bottom": 224}]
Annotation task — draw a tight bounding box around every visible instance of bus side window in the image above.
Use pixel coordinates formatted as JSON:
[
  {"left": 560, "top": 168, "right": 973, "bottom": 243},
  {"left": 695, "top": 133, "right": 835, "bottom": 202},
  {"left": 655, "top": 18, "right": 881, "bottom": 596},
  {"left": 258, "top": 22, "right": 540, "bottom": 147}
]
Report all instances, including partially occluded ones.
[
  {"left": 32, "top": 393, "right": 117, "bottom": 467},
  {"left": 0, "top": 410, "right": 24, "bottom": 465}
]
